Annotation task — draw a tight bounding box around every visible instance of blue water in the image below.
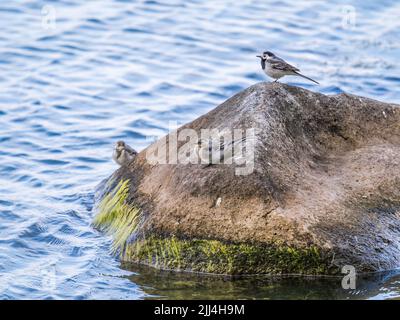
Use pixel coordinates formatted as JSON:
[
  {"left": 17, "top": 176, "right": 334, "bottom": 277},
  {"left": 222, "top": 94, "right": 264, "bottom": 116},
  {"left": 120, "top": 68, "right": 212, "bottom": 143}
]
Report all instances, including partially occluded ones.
[{"left": 0, "top": 0, "right": 400, "bottom": 299}]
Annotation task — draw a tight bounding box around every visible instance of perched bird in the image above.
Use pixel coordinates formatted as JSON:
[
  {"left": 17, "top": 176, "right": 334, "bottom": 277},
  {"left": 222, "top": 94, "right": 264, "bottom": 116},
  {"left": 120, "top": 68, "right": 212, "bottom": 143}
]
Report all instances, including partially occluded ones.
[
  {"left": 256, "top": 51, "right": 319, "bottom": 84},
  {"left": 113, "top": 141, "right": 137, "bottom": 166},
  {"left": 195, "top": 136, "right": 247, "bottom": 166}
]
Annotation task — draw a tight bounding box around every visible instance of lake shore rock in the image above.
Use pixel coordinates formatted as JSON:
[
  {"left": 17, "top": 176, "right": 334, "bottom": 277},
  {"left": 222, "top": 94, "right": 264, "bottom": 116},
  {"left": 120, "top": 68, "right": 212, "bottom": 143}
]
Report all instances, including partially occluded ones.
[{"left": 94, "top": 82, "right": 400, "bottom": 275}]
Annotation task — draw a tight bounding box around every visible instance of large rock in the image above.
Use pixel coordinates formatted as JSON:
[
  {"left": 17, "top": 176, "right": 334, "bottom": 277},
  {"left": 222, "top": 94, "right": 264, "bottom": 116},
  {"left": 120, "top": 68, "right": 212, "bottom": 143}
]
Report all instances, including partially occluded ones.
[{"left": 94, "top": 82, "right": 400, "bottom": 275}]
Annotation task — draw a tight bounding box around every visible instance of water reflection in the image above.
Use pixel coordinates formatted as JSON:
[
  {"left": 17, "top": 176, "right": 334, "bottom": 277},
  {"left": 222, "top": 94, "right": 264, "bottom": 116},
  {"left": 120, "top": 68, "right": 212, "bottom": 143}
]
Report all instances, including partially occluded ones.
[{"left": 124, "top": 263, "right": 400, "bottom": 300}]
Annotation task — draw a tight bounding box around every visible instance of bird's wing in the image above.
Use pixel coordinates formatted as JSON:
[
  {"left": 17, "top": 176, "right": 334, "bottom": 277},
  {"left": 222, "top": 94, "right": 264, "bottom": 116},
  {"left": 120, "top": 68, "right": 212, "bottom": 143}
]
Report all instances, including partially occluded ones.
[
  {"left": 220, "top": 136, "right": 246, "bottom": 149},
  {"left": 270, "top": 58, "right": 300, "bottom": 72},
  {"left": 203, "top": 137, "right": 246, "bottom": 152},
  {"left": 124, "top": 144, "right": 137, "bottom": 156}
]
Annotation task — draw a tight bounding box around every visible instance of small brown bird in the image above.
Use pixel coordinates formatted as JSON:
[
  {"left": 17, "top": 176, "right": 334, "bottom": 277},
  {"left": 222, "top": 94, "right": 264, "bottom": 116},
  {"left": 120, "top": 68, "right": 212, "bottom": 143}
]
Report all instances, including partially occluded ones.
[{"left": 112, "top": 141, "right": 137, "bottom": 166}]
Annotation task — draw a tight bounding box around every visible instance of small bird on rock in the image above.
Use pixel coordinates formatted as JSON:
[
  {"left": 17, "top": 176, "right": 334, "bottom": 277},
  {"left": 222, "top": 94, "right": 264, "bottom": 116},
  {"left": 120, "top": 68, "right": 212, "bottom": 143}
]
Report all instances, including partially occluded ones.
[
  {"left": 256, "top": 51, "right": 319, "bottom": 84},
  {"left": 195, "top": 136, "right": 247, "bottom": 166},
  {"left": 113, "top": 141, "right": 137, "bottom": 166}
]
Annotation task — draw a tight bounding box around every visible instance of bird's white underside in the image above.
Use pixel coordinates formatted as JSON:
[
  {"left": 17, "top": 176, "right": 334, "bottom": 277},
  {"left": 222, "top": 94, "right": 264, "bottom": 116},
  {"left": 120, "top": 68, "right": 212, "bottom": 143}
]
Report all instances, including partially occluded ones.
[
  {"left": 113, "top": 149, "right": 134, "bottom": 166},
  {"left": 263, "top": 63, "right": 295, "bottom": 79}
]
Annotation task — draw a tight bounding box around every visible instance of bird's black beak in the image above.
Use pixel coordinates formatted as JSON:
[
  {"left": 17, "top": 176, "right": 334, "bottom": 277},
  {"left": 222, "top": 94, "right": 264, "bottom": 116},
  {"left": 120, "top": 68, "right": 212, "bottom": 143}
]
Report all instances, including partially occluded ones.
[{"left": 256, "top": 55, "right": 262, "bottom": 59}]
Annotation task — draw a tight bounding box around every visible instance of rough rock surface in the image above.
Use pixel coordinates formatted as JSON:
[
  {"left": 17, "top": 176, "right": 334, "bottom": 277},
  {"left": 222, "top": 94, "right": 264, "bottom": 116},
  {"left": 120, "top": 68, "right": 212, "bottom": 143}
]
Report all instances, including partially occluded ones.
[{"left": 96, "top": 82, "right": 400, "bottom": 274}]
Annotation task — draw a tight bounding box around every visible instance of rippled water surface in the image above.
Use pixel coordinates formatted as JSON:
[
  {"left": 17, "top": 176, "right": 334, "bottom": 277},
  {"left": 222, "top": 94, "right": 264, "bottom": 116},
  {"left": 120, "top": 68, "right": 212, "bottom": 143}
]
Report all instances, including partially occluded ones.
[{"left": 0, "top": 0, "right": 399, "bottom": 299}]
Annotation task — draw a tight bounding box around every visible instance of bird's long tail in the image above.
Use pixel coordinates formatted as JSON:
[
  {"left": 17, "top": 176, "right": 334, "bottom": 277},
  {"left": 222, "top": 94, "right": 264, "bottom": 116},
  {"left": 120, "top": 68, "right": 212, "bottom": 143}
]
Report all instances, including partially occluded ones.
[{"left": 294, "top": 71, "right": 319, "bottom": 84}]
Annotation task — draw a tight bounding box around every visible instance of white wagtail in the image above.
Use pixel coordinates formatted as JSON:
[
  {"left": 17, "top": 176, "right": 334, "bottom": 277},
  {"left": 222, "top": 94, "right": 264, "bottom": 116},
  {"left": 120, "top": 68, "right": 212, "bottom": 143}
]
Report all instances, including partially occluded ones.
[
  {"left": 256, "top": 51, "right": 319, "bottom": 84},
  {"left": 195, "top": 136, "right": 247, "bottom": 166},
  {"left": 113, "top": 141, "right": 137, "bottom": 166}
]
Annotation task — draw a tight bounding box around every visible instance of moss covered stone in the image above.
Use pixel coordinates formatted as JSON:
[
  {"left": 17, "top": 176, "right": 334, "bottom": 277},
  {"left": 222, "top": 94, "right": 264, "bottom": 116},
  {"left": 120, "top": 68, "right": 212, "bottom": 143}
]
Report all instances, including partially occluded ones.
[
  {"left": 94, "top": 83, "right": 400, "bottom": 274},
  {"left": 123, "top": 236, "right": 335, "bottom": 275},
  {"left": 92, "top": 179, "right": 142, "bottom": 254}
]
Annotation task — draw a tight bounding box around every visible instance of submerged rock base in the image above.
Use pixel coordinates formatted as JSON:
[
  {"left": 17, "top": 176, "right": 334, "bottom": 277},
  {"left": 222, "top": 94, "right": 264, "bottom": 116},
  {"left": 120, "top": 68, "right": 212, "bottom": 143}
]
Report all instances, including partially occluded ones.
[{"left": 125, "top": 236, "right": 333, "bottom": 275}]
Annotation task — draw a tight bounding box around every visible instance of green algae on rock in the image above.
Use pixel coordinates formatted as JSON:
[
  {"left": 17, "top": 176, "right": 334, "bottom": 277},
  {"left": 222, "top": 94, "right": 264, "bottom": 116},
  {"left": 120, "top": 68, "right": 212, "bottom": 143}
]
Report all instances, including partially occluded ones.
[
  {"left": 92, "top": 179, "right": 142, "bottom": 254},
  {"left": 123, "top": 236, "right": 334, "bottom": 275}
]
